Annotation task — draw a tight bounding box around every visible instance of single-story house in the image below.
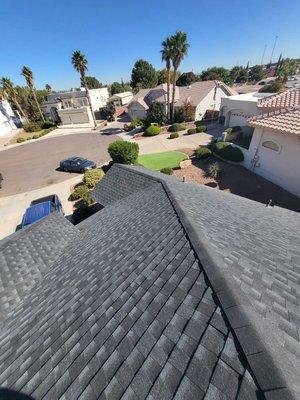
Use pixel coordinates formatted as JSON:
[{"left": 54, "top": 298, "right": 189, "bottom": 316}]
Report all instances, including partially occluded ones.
[
  {"left": 128, "top": 81, "right": 237, "bottom": 120},
  {"left": 42, "top": 87, "right": 109, "bottom": 124},
  {"left": 108, "top": 91, "right": 133, "bottom": 106},
  {"left": 0, "top": 164, "right": 299, "bottom": 399},
  {"left": 245, "top": 89, "right": 300, "bottom": 196},
  {"left": 0, "top": 98, "right": 22, "bottom": 136}
]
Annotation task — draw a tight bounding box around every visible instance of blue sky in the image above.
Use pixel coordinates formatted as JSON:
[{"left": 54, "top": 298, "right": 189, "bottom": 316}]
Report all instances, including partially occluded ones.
[{"left": 1, "top": 0, "right": 299, "bottom": 90}]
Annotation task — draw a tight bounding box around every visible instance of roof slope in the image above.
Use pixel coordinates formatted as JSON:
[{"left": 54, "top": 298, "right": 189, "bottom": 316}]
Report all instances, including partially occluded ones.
[
  {"left": 0, "top": 212, "right": 79, "bottom": 322},
  {"left": 257, "top": 89, "right": 300, "bottom": 111},
  {"left": 248, "top": 107, "right": 300, "bottom": 135}
]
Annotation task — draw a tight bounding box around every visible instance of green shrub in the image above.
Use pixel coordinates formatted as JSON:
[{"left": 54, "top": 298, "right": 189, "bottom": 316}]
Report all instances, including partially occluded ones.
[
  {"left": 195, "top": 146, "right": 212, "bottom": 159},
  {"left": 123, "top": 123, "right": 134, "bottom": 132},
  {"left": 70, "top": 184, "right": 93, "bottom": 206},
  {"left": 23, "top": 122, "right": 41, "bottom": 132},
  {"left": 225, "top": 127, "right": 232, "bottom": 134},
  {"left": 83, "top": 169, "right": 104, "bottom": 188},
  {"left": 32, "top": 133, "right": 41, "bottom": 139},
  {"left": 26, "top": 136, "right": 32, "bottom": 141},
  {"left": 168, "top": 123, "right": 185, "bottom": 132},
  {"left": 108, "top": 140, "right": 139, "bottom": 164},
  {"left": 143, "top": 124, "right": 161, "bottom": 136},
  {"left": 169, "top": 132, "right": 179, "bottom": 139},
  {"left": 16, "top": 137, "right": 25, "bottom": 143},
  {"left": 160, "top": 167, "right": 174, "bottom": 175},
  {"left": 211, "top": 141, "right": 244, "bottom": 162},
  {"left": 187, "top": 128, "right": 196, "bottom": 135},
  {"left": 196, "top": 125, "right": 207, "bottom": 133},
  {"left": 41, "top": 120, "right": 56, "bottom": 129},
  {"left": 208, "top": 162, "right": 221, "bottom": 179}
]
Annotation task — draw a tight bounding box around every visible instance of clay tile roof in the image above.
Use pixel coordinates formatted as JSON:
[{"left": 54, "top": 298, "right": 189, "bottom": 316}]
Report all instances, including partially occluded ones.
[
  {"left": 257, "top": 89, "right": 300, "bottom": 111},
  {"left": 247, "top": 107, "right": 300, "bottom": 135}
]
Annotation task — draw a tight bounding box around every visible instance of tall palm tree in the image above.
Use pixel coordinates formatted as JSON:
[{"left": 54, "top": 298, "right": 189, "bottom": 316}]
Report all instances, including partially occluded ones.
[
  {"left": 161, "top": 37, "right": 173, "bottom": 121},
  {"left": 21, "top": 66, "right": 45, "bottom": 121},
  {"left": 71, "top": 50, "right": 97, "bottom": 129},
  {"left": 1, "top": 77, "right": 29, "bottom": 122},
  {"left": 169, "top": 31, "right": 189, "bottom": 121}
]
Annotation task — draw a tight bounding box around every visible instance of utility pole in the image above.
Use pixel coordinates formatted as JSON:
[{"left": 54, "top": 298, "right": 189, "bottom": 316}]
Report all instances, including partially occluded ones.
[{"left": 269, "top": 35, "right": 278, "bottom": 65}]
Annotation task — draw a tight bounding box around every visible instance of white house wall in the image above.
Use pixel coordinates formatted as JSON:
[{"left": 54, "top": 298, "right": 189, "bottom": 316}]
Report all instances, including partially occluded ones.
[
  {"left": 245, "top": 127, "right": 300, "bottom": 196},
  {"left": 220, "top": 97, "right": 261, "bottom": 127},
  {"left": 88, "top": 88, "right": 109, "bottom": 111},
  {"left": 195, "top": 87, "right": 229, "bottom": 120},
  {"left": 0, "top": 100, "right": 17, "bottom": 136}
]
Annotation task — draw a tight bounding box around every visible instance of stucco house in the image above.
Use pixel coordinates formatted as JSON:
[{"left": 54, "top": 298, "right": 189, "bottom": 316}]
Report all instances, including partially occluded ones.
[
  {"left": 108, "top": 91, "right": 133, "bottom": 106},
  {"left": 42, "top": 87, "right": 109, "bottom": 124},
  {"left": 0, "top": 98, "right": 21, "bottom": 136},
  {"left": 241, "top": 89, "right": 300, "bottom": 196},
  {"left": 128, "top": 81, "right": 237, "bottom": 121}
]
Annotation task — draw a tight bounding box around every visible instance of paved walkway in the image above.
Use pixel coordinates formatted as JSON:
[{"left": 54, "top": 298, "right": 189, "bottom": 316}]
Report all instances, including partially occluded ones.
[{"left": 0, "top": 175, "right": 82, "bottom": 240}]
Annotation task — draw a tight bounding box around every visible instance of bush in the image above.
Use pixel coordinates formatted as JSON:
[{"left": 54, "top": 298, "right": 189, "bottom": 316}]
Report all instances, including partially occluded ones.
[
  {"left": 102, "top": 161, "right": 114, "bottom": 173},
  {"left": 169, "top": 132, "right": 179, "bottom": 139},
  {"left": 211, "top": 141, "right": 244, "bottom": 162},
  {"left": 187, "top": 128, "right": 196, "bottom": 135},
  {"left": 143, "top": 124, "right": 161, "bottom": 136},
  {"left": 83, "top": 168, "right": 104, "bottom": 188},
  {"left": 70, "top": 184, "right": 93, "bottom": 205},
  {"left": 26, "top": 136, "right": 32, "bottom": 141},
  {"left": 195, "top": 146, "right": 212, "bottom": 159},
  {"left": 196, "top": 125, "right": 207, "bottom": 133},
  {"left": 16, "top": 137, "right": 25, "bottom": 143},
  {"left": 41, "top": 120, "right": 56, "bottom": 129},
  {"left": 168, "top": 123, "right": 185, "bottom": 132},
  {"left": 224, "top": 127, "right": 232, "bottom": 134},
  {"left": 124, "top": 123, "right": 134, "bottom": 132},
  {"left": 108, "top": 140, "right": 139, "bottom": 164},
  {"left": 32, "top": 133, "right": 42, "bottom": 139},
  {"left": 160, "top": 167, "right": 173, "bottom": 175},
  {"left": 258, "top": 82, "right": 285, "bottom": 93},
  {"left": 23, "top": 122, "right": 41, "bottom": 132},
  {"left": 208, "top": 162, "right": 221, "bottom": 179}
]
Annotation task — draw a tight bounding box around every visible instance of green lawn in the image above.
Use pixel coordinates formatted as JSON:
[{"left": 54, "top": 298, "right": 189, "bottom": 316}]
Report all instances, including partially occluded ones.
[{"left": 138, "top": 151, "right": 188, "bottom": 170}]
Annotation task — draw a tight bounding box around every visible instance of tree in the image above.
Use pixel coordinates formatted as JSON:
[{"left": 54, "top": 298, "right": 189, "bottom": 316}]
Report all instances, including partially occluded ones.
[
  {"left": 110, "top": 81, "right": 131, "bottom": 95},
  {"left": 169, "top": 31, "right": 189, "bottom": 121},
  {"left": 45, "top": 84, "right": 52, "bottom": 93},
  {"left": 71, "top": 50, "right": 97, "bottom": 128},
  {"left": 201, "top": 67, "right": 232, "bottom": 85},
  {"left": 157, "top": 68, "right": 180, "bottom": 85},
  {"left": 145, "top": 101, "right": 166, "bottom": 125},
  {"left": 21, "top": 66, "right": 45, "bottom": 121},
  {"left": 176, "top": 72, "right": 198, "bottom": 86},
  {"left": 276, "top": 58, "right": 298, "bottom": 82},
  {"left": 229, "top": 66, "right": 248, "bottom": 83},
  {"left": 131, "top": 59, "right": 158, "bottom": 90},
  {"left": 85, "top": 76, "right": 102, "bottom": 89},
  {"left": 1, "top": 78, "right": 28, "bottom": 122},
  {"left": 248, "top": 65, "right": 265, "bottom": 82},
  {"left": 258, "top": 81, "right": 285, "bottom": 93},
  {"left": 161, "top": 36, "right": 174, "bottom": 120}
]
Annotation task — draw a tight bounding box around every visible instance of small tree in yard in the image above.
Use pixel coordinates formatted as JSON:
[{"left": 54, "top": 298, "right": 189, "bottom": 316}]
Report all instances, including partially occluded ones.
[
  {"left": 108, "top": 140, "right": 139, "bottom": 164},
  {"left": 83, "top": 169, "right": 104, "bottom": 188},
  {"left": 146, "top": 102, "right": 166, "bottom": 125}
]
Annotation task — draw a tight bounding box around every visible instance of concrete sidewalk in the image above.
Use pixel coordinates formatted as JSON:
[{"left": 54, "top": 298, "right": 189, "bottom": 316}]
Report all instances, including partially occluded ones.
[{"left": 0, "top": 175, "right": 82, "bottom": 240}]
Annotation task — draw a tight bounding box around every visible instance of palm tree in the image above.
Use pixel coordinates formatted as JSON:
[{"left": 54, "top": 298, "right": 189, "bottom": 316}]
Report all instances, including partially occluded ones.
[
  {"left": 169, "top": 31, "right": 189, "bottom": 121},
  {"left": 1, "top": 77, "right": 29, "bottom": 122},
  {"left": 161, "top": 37, "right": 173, "bottom": 121},
  {"left": 45, "top": 84, "right": 52, "bottom": 93},
  {"left": 21, "top": 66, "right": 45, "bottom": 121},
  {"left": 71, "top": 50, "right": 97, "bottom": 129}
]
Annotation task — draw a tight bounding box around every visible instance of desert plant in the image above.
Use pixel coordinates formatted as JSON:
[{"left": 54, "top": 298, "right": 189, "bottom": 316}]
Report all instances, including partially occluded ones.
[
  {"left": 160, "top": 167, "right": 174, "bottom": 175},
  {"left": 195, "top": 146, "right": 212, "bottom": 159},
  {"left": 23, "top": 122, "right": 41, "bottom": 132},
  {"left": 211, "top": 141, "right": 244, "bottom": 162},
  {"left": 169, "top": 132, "right": 179, "bottom": 139},
  {"left": 83, "top": 169, "right": 104, "bottom": 188},
  {"left": 187, "top": 128, "right": 196, "bottom": 135},
  {"left": 196, "top": 125, "right": 207, "bottom": 133},
  {"left": 16, "top": 137, "right": 26, "bottom": 143},
  {"left": 207, "top": 162, "right": 221, "bottom": 179},
  {"left": 108, "top": 140, "right": 139, "bottom": 164},
  {"left": 168, "top": 123, "right": 185, "bottom": 132},
  {"left": 143, "top": 124, "right": 161, "bottom": 136}
]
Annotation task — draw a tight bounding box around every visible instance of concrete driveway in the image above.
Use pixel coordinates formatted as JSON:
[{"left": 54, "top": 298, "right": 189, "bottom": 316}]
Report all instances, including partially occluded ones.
[{"left": 0, "top": 132, "right": 117, "bottom": 197}]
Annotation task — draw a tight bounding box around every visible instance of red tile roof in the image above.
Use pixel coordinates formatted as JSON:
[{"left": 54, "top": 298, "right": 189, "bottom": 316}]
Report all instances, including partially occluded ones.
[
  {"left": 247, "top": 107, "right": 300, "bottom": 135},
  {"left": 257, "top": 89, "right": 300, "bottom": 111}
]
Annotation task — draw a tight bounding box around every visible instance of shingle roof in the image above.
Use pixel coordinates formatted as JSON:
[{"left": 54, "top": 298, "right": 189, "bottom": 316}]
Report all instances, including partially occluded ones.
[
  {"left": 0, "top": 165, "right": 299, "bottom": 400},
  {"left": 247, "top": 107, "right": 300, "bottom": 135},
  {"left": 257, "top": 89, "right": 300, "bottom": 111}
]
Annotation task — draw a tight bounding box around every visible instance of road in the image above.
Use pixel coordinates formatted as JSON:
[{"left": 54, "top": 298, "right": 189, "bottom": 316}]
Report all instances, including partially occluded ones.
[{"left": 0, "top": 133, "right": 118, "bottom": 196}]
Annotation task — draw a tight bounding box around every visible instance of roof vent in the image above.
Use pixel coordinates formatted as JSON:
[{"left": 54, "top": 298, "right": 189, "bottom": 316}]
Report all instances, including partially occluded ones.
[
  {"left": 266, "top": 199, "right": 274, "bottom": 207},
  {"left": 182, "top": 176, "right": 186, "bottom": 183}
]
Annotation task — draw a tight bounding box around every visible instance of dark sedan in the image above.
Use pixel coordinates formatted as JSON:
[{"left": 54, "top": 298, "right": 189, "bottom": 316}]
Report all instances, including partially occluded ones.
[{"left": 59, "top": 157, "right": 96, "bottom": 172}]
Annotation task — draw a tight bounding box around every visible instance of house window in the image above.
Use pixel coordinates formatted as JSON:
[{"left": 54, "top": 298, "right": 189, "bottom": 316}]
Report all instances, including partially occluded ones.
[{"left": 262, "top": 140, "right": 280, "bottom": 152}]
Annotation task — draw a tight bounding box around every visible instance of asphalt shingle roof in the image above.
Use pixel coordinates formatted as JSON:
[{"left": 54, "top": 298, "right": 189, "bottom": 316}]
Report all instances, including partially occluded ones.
[{"left": 0, "top": 164, "right": 299, "bottom": 400}]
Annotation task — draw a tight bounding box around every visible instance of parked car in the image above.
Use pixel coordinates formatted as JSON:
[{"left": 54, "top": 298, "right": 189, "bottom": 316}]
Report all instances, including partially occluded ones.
[
  {"left": 21, "top": 194, "right": 63, "bottom": 228},
  {"left": 59, "top": 157, "right": 96, "bottom": 172}
]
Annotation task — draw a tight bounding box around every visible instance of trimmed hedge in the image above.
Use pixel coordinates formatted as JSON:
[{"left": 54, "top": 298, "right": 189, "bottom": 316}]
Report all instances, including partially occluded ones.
[
  {"left": 187, "top": 128, "right": 196, "bottom": 135},
  {"left": 168, "top": 123, "right": 185, "bottom": 132},
  {"left": 108, "top": 140, "right": 139, "bottom": 164},
  {"left": 195, "top": 146, "right": 212, "bottom": 159},
  {"left": 143, "top": 124, "right": 161, "bottom": 136},
  {"left": 160, "top": 167, "right": 173, "bottom": 175},
  {"left": 169, "top": 132, "right": 179, "bottom": 139},
  {"left": 196, "top": 125, "right": 207, "bottom": 133},
  {"left": 83, "top": 169, "right": 104, "bottom": 188},
  {"left": 210, "top": 141, "right": 244, "bottom": 162}
]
